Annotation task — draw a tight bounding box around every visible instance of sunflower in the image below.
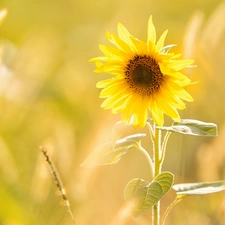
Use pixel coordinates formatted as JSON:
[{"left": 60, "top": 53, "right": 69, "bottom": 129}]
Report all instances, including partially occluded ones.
[{"left": 90, "top": 16, "right": 194, "bottom": 128}]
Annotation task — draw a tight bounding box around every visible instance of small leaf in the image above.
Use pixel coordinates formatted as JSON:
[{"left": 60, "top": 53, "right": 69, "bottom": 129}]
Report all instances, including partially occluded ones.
[
  {"left": 124, "top": 172, "right": 174, "bottom": 216},
  {"left": 158, "top": 119, "right": 218, "bottom": 136},
  {"left": 81, "top": 133, "right": 146, "bottom": 167},
  {"left": 112, "top": 121, "right": 135, "bottom": 147},
  {"left": 173, "top": 180, "right": 225, "bottom": 199}
]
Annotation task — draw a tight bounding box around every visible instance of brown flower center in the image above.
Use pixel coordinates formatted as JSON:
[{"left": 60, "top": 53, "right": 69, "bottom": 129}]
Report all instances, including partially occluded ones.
[{"left": 125, "top": 55, "right": 164, "bottom": 96}]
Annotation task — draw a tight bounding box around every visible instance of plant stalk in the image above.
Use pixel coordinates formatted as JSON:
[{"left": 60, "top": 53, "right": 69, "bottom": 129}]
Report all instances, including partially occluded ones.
[
  {"left": 138, "top": 145, "right": 154, "bottom": 179},
  {"left": 161, "top": 197, "right": 182, "bottom": 225},
  {"left": 152, "top": 127, "right": 162, "bottom": 225}
]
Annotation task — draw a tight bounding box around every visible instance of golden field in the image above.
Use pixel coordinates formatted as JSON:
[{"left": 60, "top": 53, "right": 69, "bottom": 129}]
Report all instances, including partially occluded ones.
[{"left": 0, "top": 0, "right": 225, "bottom": 224}]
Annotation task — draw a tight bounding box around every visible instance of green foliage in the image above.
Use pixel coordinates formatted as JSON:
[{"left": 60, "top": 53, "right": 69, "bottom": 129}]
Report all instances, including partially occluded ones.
[
  {"left": 124, "top": 172, "right": 174, "bottom": 216},
  {"left": 173, "top": 180, "right": 225, "bottom": 199},
  {"left": 81, "top": 133, "right": 146, "bottom": 167},
  {"left": 158, "top": 119, "right": 218, "bottom": 136},
  {"left": 111, "top": 121, "right": 135, "bottom": 146}
]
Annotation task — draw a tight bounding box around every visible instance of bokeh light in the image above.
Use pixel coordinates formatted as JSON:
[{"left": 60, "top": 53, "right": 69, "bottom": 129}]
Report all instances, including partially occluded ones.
[{"left": 0, "top": 0, "right": 225, "bottom": 224}]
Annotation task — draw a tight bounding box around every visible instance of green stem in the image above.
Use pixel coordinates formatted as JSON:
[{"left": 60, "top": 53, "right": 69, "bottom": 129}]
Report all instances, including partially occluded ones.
[
  {"left": 138, "top": 145, "right": 154, "bottom": 178},
  {"left": 161, "top": 197, "right": 182, "bottom": 225},
  {"left": 148, "top": 123, "right": 172, "bottom": 225},
  {"left": 152, "top": 127, "right": 162, "bottom": 225},
  {"left": 154, "top": 128, "right": 161, "bottom": 175},
  {"left": 160, "top": 131, "right": 171, "bottom": 164},
  {"left": 146, "top": 121, "right": 155, "bottom": 142}
]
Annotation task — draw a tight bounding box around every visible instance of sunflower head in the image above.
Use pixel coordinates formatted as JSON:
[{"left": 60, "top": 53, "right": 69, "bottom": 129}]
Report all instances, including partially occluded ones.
[{"left": 90, "top": 16, "right": 194, "bottom": 128}]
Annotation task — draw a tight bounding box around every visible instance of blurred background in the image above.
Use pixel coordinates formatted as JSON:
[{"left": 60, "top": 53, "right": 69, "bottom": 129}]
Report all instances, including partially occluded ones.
[{"left": 0, "top": 0, "right": 225, "bottom": 224}]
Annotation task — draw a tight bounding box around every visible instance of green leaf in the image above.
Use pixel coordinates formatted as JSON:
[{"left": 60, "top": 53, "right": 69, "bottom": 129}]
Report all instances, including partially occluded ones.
[
  {"left": 124, "top": 172, "right": 174, "bottom": 216},
  {"left": 173, "top": 180, "right": 225, "bottom": 199},
  {"left": 111, "top": 121, "right": 135, "bottom": 147},
  {"left": 158, "top": 119, "right": 218, "bottom": 136},
  {"left": 81, "top": 133, "right": 146, "bottom": 167}
]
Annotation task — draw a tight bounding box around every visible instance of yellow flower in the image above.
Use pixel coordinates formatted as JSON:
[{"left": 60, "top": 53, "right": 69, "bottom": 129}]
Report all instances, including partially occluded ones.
[{"left": 90, "top": 16, "right": 194, "bottom": 128}]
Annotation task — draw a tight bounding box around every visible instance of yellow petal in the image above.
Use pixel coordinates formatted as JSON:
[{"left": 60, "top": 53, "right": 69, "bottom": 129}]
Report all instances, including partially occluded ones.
[
  {"left": 168, "top": 83, "right": 194, "bottom": 102},
  {"left": 100, "top": 81, "right": 127, "bottom": 97},
  {"left": 101, "top": 91, "right": 130, "bottom": 109},
  {"left": 169, "top": 59, "right": 194, "bottom": 70},
  {"left": 157, "top": 97, "right": 180, "bottom": 119},
  {"left": 160, "top": 85, "right": 186, "bottom": 110},
  {"left": 136, "top": 97, "right": 149, "bottom": 127},
  {"left": 130, "top": 36, "right": 148, "bottom": 54},
  {"left": 96, "top": 78, "right": 119, "bottom": 88},
  {"left": 119, "top": 95, "right": 139, "bottom": 119},
  {"left": 94, "top": 62, "right": 123, "bottom": 73},
  {"left": 147, "top": 15, "right": 156, "bottom": 48},
  {"left": 156, "top": 29, "right": 168, "bottom": 52},
  {"left": 109, "top": 33, "right": 133, "bottom": 54},
  {"left": 95, "top": 61, "right": 103, "bottom": 69},
  {"left": 149, "top": 101, "right": 164, "bottom": 126},
  {"left": 117, "top": 23, "right": 133, "bottom": 47},
  {"left": 99, "top": 44, "right": 128, "bottom": 59}
]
